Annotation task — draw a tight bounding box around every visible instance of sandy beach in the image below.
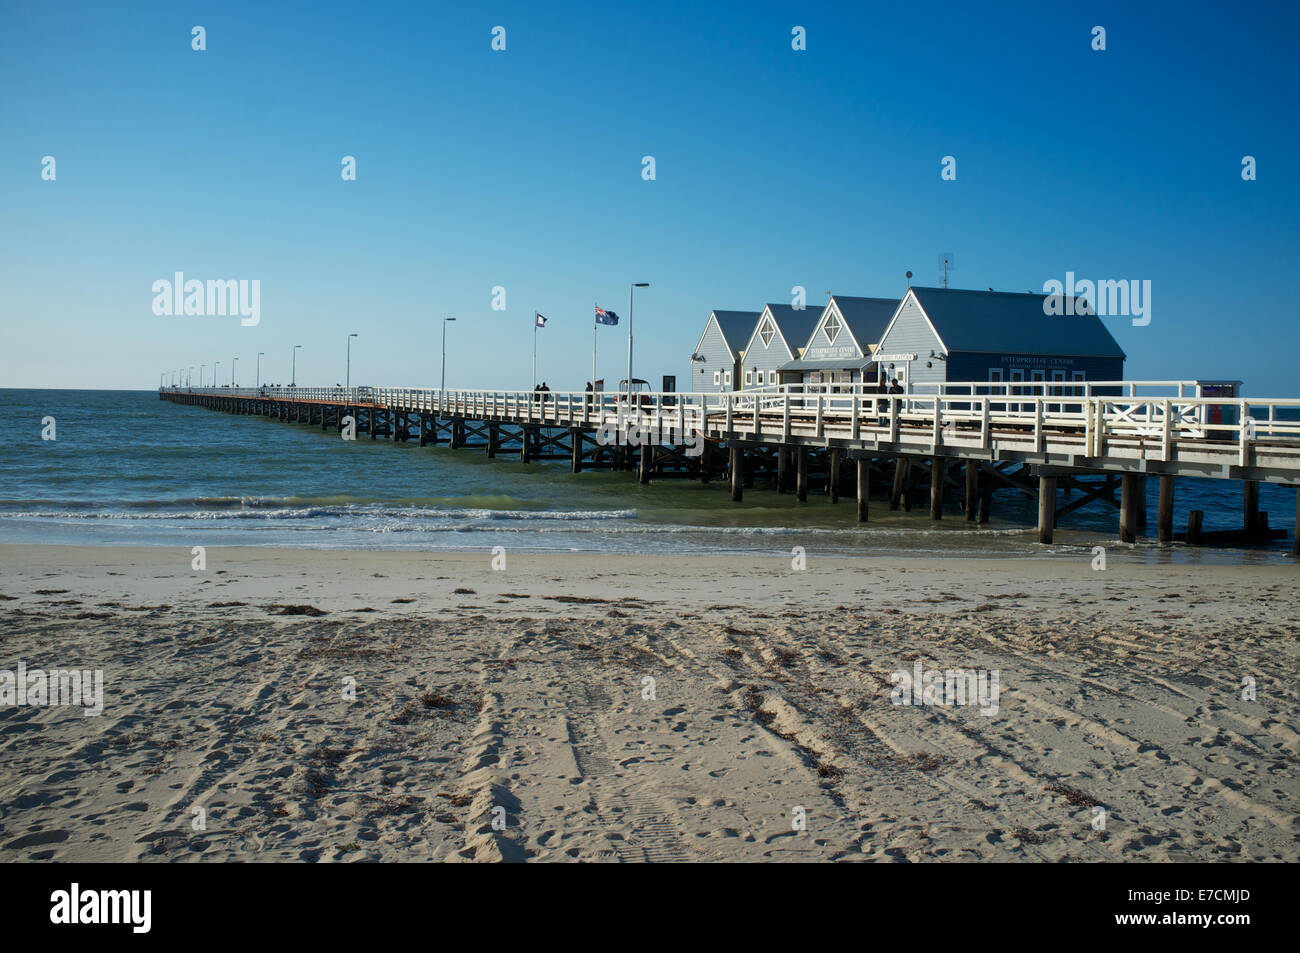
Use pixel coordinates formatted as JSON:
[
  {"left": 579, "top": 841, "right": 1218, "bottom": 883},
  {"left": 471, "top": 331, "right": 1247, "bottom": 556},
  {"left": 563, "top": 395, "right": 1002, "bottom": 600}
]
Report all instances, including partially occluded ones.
[{"left": 0, "top": 543, "right": 1297, "bottom": 862}]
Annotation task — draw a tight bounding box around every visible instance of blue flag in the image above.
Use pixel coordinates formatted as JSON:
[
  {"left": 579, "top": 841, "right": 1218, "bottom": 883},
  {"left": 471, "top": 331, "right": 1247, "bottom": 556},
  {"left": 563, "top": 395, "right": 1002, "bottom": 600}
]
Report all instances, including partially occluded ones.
[
  {"left": 535, "top": 313, "right": 547, "bottom": 328},
  {"left": 595, "top": 306, "right": 619, "bottom": 326}
]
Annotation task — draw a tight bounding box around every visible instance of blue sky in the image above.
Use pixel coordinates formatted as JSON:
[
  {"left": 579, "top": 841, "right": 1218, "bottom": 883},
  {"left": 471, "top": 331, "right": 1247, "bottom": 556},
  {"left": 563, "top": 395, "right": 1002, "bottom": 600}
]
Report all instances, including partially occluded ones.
[{"left": 2, "top": 0, "right": 1297, "bottom": 394}]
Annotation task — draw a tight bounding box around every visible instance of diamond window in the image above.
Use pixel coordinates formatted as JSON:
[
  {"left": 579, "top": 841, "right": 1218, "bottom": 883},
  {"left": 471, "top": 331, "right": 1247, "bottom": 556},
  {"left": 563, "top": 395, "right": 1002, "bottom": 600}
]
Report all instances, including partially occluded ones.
[{"left": 823, "top": 312, "right": 842, "bottom": 344}]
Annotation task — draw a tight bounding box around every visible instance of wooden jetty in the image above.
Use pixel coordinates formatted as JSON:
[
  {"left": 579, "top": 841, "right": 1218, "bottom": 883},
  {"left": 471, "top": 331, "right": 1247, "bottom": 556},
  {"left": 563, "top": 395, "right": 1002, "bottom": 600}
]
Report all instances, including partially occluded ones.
[{"left": 159, "top": 381, "right": 1300, "bottom": 552}]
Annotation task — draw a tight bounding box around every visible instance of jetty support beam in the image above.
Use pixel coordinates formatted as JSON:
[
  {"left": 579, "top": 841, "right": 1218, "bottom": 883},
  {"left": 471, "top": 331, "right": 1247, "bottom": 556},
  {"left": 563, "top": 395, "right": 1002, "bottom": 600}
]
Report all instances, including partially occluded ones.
[
  {"left": 1120, "top": 473, "right": 1139, "bottom": 543},
  {"left": 1157, "top": 475, "right": 1175, "bottom": 543},
  {"left": 965, "top": 461, "right": 977, "bottom": 522},
  {"left": 930, "top": 455, "right": 943, "bottom": 520},
  {"left": 856, "top": 457, "right": 868, "bottom": 523},
  {"left": 1037, "top": 475, "right": 1057, "bottom": 544}
]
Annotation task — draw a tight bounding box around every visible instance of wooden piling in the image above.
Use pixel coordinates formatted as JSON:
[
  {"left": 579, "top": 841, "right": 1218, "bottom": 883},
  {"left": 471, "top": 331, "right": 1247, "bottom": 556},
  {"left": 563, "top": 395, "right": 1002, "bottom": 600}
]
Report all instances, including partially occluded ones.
[
  {"left": 796, "top": 447, "right": 808, "bottom": 502},
  {"left": 965, "top": 461, "right": 977, "bottom": 522},
  {"left": 1037, "top": 475, "right": 1057, "bottom": 544},
  {"left": 570, "top": 429, "right": 582, "bottom": 473},
  {"left": 977, "top": 486, "right": 991, "bottom": 524},
  {"left": 520, "top": 427, "right": 532, "bottom": 463},
  {"left": 1120, "top": 473, "right": 1139, "bottom": 543},
  {"left": 699, "top": 443, "right": 710, "bottom": 483},
  {"left": 1294, "top": 489, "right": 1300, "bottom": 556},
  {"left": 639, "top": 442, "right": 653, "bottom": 484},
  {"left": 1244, "top": 480, "right": 1260, "bottom": 531},
  {"left": 730, "top": 445, "right": 743, "bottom": 502},
  {"left": 890, "top": 457, "right": 907, "bottom": 510},
  {"left": 1135, "top": 475, "right": 1148, "bottom": 529},
  {"left": 856, "top": 457, "right": 869, "bottom": 523},
  {"left": 930, "top": 454, "right": 943, "bottom": 520},
  {"left": 828, "top": 449, "right": 840, "bottom": 503},
  {"left": 486, "top": 422, "right": 497, "bottom": 457},
  {"left": 1157, "top": 475, "right": 1175, "bottom": 543},
  {"left": 776, "top": 446, "right": 788, "bottom": 494}
]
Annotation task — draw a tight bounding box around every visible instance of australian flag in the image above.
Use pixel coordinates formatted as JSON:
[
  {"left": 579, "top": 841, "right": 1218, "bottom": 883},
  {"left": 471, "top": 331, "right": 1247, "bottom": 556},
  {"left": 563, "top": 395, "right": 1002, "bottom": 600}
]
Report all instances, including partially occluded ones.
[
  {"left": 595, "top": 306, "right": 619, "bottom": 326},
  {"left": 535, "top": 312, "right": 547, "bottom": 328}
]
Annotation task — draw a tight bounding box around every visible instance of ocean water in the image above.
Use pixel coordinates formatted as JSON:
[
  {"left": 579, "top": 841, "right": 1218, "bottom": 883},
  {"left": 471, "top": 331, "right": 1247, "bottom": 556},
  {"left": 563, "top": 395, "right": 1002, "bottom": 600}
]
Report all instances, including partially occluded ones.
[{"left": 0, "top": 389, "right": 1294, "bottom": 565}]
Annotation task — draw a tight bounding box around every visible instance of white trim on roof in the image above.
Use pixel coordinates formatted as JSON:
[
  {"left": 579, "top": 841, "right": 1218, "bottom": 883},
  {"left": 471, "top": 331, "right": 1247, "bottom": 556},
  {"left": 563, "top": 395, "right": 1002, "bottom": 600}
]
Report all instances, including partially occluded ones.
[
  {"left": 875, "top": 289, "right": 949, "bottom": 358},
  {"left": 801, "top": 298, "right": 868, "bottom": 357},
  {"left": 741, "top": 305, "right": 798, "bottom": 362},
  {"left": 691, "top": 313, "right": 720, "bottom": 363}
]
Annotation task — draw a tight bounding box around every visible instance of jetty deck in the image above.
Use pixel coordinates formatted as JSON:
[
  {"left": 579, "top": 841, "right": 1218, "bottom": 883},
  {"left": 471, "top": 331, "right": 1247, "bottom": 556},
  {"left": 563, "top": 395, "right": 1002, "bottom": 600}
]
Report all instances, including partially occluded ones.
[{"left": 160, "top": 381, "right": 1300, "bottom": 550}]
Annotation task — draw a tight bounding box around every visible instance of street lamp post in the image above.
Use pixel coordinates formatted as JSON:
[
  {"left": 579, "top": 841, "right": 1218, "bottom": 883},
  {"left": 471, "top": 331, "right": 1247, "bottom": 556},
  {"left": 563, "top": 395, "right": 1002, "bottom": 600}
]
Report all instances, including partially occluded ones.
[
  {"left": 292, "top": 345, "right": 302, "bottom": 388},
  {"left": 200, "top": 364, "right": 206, "bottom": 387},
  {"left": 188, "top": 366, "right": 195, "bottom": 388},
  {"left": 256, "top": 352, "right": 264, "bottom": 389},
  {"left": 346, "top": 333, "right": 358, "bottom": 396},
  {"left": 231, "top": 357, "right": 237, "bottom": 387},
  {"left": 215, "top": 361, "right": 220, "bottom": 388},
  {"left": 627, "top": 282, "right": 649, "bottom": 397},
  {"left": 441, "top": 317, "right": 456, "bottom": 416}
]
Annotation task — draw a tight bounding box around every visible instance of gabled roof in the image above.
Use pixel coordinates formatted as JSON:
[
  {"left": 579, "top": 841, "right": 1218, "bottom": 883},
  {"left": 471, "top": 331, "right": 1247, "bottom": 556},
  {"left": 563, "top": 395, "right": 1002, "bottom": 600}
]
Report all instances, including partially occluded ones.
[
  {"left": 694, "top": 310, "right": 761, "bottom": 362},
  {"left": 901, "top": 287, "right": 1126, "bottom": 359},
  {"left": 825, "top": 296, "right": 899, "bottom": 353},
  {"left": 746, "top": 303, "right": 824, "bottom": 360}
]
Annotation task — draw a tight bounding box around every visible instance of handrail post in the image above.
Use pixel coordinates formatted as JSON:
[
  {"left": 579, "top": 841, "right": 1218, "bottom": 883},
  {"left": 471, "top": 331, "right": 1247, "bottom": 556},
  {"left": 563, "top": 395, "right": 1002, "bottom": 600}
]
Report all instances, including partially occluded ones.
[{"left": 1161, "top": 398, "right": 1172, "bottom": 461}]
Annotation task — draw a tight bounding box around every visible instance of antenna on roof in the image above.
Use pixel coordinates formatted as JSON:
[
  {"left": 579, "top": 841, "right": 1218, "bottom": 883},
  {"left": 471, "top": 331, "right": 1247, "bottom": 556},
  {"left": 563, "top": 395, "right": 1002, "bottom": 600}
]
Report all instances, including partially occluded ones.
[
  {"left": 939, "top": 252, "right": 954, "bottom": 289},
  {"left": 905, "top": 270, "right": 912, "bottom": 289}
]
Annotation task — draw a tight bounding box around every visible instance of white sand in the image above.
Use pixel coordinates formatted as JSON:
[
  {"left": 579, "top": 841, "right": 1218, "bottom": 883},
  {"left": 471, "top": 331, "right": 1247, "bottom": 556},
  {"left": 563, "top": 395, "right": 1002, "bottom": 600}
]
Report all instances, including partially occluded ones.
[{"left": 0, "top": 544, "right": 1297, "bottom": 862}]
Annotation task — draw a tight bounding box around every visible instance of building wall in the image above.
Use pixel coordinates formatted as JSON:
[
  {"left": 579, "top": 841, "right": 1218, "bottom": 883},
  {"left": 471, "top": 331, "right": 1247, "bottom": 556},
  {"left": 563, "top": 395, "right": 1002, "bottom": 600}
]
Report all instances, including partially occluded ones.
[
  {"left": 740, "top": 319, "right": 797, "bottom": 388},
  {"left": 873, "top": 297, "right": 945, "bottom": 389},
  {"left": 947, "top": 352, "right": 1124, "bottom": 385},
  {"left": 691, "top": 319, "right": 740, "bottom": 392}
]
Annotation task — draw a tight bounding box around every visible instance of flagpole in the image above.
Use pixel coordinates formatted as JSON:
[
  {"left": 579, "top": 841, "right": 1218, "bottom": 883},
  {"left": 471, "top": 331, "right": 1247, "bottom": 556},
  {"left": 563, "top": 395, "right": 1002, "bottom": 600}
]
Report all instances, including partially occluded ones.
[
  {"left": 592, "top": 304, "right": 597, "bottom": 391},
  {"left": 532, "top": 314, "right": 537, "bottom": 390}
]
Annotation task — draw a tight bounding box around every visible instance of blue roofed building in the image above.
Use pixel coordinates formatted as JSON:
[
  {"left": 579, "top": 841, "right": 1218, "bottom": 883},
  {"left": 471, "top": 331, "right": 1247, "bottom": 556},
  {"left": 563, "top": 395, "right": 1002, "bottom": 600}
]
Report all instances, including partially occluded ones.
[
  {"left": 738, "top": 303, "right": 823, "bottom": 389},
  {"left": 689, "top": 309, "right": 761, "bottom": 392},
  {"left": 779, "top": 295, "right": 900, "bottom": 387},
  {"left": 873, "top": 286, "right": 1126, "bottom": 391}
]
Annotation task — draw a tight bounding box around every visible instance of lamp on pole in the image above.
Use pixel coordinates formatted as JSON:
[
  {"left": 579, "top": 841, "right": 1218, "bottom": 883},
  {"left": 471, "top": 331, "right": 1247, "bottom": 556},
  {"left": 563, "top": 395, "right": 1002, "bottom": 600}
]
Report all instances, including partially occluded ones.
[
  {"left": 231, "top": 357, "right": 238, "bottom": 387},
  {"left": 441, "top": 317, "right": 456, "bottom": 416},
  {"left": 200, "top": 364, "right": 206, "bottom": 387},
  {"left": 627, "top": 282, "right": 649, "bottom": 396},
  {"left": 256, "top": 352, "right": 264, "bottom": 389},
  {"left": 188, "top": 366, "right": 195, "bottom": 388},
  {"left": 346, "top": 333, "right": 358, "bottom": 394},
  {"left": 291, "top": 345, "right": 302, "bottom": 388},
  {"left": 214, "top": 361, "right": 220, "bottom": 388}
]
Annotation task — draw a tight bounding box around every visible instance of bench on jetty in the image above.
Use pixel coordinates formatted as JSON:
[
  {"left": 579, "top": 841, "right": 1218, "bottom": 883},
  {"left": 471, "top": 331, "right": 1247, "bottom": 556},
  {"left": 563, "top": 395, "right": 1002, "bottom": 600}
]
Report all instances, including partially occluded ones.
[{"left": 159, "top": 381, "right": 1300, "bottom": 552}]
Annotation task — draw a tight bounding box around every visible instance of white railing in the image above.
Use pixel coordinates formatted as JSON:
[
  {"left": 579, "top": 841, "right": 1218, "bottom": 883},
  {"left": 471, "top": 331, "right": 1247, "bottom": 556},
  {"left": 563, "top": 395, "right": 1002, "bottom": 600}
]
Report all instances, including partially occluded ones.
[{"left": 162, "top": 384, "right": 1300, "bottom": 469}]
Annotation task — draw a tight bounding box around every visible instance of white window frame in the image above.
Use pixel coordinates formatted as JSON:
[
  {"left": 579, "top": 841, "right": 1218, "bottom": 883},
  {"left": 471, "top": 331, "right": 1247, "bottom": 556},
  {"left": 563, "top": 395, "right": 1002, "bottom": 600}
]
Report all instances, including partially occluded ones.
[
  {"left": 724, "top": 370, "right": 732, "bottom": 387},
  {"left": 713, "top": 370, "right": 721, "bottom": 386},
  {"left": 745, "top": 371, "right": 752, "bottom": 386},
  {"left": 824, "top": 312, "right": 842, "bottom": 344},
  {"left": 768, "top": 370, "right": 777, "bottom": 385}
]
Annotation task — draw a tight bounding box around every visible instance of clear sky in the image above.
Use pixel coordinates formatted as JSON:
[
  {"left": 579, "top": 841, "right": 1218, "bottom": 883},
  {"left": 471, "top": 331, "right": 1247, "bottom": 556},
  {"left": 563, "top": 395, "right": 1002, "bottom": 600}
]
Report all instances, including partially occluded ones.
[{"left": 2, "top": 0, "right": 1297, "bottom": 394}]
